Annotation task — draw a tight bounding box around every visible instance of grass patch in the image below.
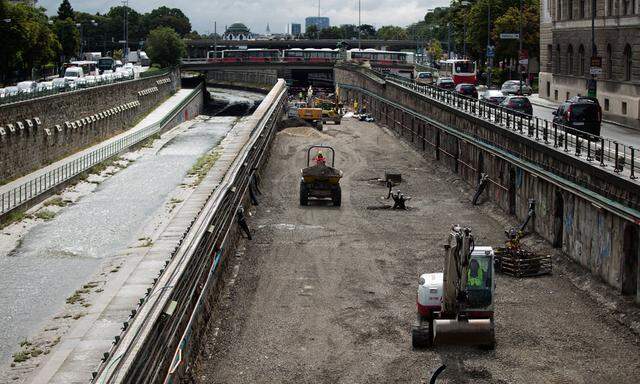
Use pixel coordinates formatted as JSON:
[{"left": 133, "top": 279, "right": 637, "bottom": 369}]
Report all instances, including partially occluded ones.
[
  {"left": 35, "top": 209, "right": 56, "bottom": 221},
  {"left": 30, "top": 348, "right": 43, "bottom": 357},
  {"left": 66, "top": 288, "right": 89, "bottom": 305},
  {"left": 0, "top": 210, "right": 31, "bottom": 229},
  {"left": 188, "top": 149, "right": 222, "bottom": 185},
  {"left": 83, "top": 282, "right": 99, "bottom": 289},
  {"left": 44, "top": 197, "right": 67, "bottom": 207},
  {"left": 19, "top": 340, "right": 31, "bottom": 348},
  {"left": 0, "top": 179, "right": 7, "bottom": 186},
  {"left": 142, "top": 133, "right": 161, "bottom": 148},
  {"left": 13, "top": 351, "right": 30, "bottom": 363}
]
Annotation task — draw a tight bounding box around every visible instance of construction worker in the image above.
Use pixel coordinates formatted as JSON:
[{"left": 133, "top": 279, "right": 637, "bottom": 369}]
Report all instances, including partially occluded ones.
[
  {"left": 353, "top": 99, "right": 359, "bottom": 113},
  {"left": 467, "top": 259, "right": 484, "bottom": 287},
  {"left": 314, "top": 151, "right": 326, "bottom": 166}
]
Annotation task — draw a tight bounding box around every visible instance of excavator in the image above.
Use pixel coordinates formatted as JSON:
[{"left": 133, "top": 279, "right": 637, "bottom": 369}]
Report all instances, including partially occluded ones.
[{"left": 412, "top": 225, "right": 496, "bottom": 349}]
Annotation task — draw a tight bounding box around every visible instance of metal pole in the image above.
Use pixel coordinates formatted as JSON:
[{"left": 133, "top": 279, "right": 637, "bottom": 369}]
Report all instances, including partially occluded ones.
[
  {"left": 463, "top": 14, "right": 467, "bottom": 58},
  {"left": 519, "top": 0, "right": 523, "bottom": 94},
  {"left": 487, "top": 2, "right": 492, "bottom": 87}
]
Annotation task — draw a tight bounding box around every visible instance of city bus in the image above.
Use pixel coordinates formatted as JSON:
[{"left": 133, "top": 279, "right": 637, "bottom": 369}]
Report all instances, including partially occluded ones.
[
  {"left": 207, "top": 50, "right": 223, "bottom": 63},
  {"left": 283, "top": 48, "right": 339, "bottom": 63},
  {"left": 221, "top": 49, "right": 281, "bottom": 63},
  {"left": 346, "top": 49, "right": 415, "bottom": 66},
  {"left": 437, "top": 59, "right": 477, "bottom": 84}
]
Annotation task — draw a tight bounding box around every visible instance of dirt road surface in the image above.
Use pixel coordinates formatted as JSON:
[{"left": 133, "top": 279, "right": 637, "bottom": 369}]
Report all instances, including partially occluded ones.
[{"left": 193, "top": 118, "right": 640, "bottom": 383}]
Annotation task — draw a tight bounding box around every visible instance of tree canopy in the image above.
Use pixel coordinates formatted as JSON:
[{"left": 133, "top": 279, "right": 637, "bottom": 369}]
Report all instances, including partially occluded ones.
[{"left": 146, "top": 27, "right": 185, "bottom": 68}]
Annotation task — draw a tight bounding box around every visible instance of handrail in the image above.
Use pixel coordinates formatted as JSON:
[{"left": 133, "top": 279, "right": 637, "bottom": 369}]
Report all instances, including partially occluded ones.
[{"left": 0, "top": 84, "right": 202, "bottom": 217}]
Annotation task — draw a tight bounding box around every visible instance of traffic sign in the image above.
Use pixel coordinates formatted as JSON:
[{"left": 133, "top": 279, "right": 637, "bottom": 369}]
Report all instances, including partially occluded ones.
[
  {"left": 590, "top": 67, "right": 602, "bottom": 75},
  {"left": 590, "top": 56, "right": 602, "bottom": 75},
  {"left": 500, "top": 33, "right": 519, "bottom": 39},
  {"left": 487, "top": 45, "right": 495, "bottom": 58}
]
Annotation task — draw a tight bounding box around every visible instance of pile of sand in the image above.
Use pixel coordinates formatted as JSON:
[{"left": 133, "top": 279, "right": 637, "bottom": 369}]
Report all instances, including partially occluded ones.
[{"left": 278, "top": 126, "right": 326, "bottom": 138}]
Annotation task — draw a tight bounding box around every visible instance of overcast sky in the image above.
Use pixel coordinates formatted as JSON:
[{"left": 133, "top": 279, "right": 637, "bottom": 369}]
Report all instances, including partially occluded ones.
[{"left": 40, "top": 0, "right": 450, "bottom": 34}]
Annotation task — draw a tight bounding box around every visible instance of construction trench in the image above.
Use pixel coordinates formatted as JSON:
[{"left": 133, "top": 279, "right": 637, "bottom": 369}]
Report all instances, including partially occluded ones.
[{"left": 189, "top": 116, "right": 640, "bottom": 383}]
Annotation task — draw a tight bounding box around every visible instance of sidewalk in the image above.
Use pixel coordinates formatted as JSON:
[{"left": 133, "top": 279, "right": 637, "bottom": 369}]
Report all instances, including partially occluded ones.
[{"left": 530, "top": 93, "right": 640, "bottom": 131}]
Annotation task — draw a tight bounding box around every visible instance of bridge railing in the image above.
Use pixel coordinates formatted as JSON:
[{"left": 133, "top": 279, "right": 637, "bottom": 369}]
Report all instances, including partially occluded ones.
[
  {"left": 0, "top": 84, "right": 203, "bottom": 218},
  {"left": 380, "top": 73, "right": 639, "bottom": 181},
  {"left": 206, "top": 70, "right": 278, "bottom": 86}
]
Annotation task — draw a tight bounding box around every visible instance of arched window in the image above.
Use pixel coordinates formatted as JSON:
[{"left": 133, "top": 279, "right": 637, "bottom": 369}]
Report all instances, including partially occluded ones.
[
  {"left": 557, "top": 0, "right": 563, "bottom": 19},
  {"left": 607, "top": 44, "right": 613, "bottom": 79},
  {"left": 580, "top": 0, "right": 586, "bottom": 17},
  {"left": 556, "top": 44, "right": 561, "bottom": 73},
  {"left": 567, "top": 44, "right": 574, "bottom": 75},
  {"left": 608, "top": 0, "right": 613, "bottom": 16},
  {"left": 624, "top": 44, "right": 632, "bottom": 81},
  {"left": 547, "top": 44, "right": 553, "bottom": 71},
  {"left": 579, "top": 45, "right": 585, "bottom": 76}
]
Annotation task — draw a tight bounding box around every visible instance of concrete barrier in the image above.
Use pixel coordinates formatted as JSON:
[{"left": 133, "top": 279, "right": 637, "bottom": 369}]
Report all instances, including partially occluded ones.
[
  {"left": 93, "top": 79, "right": 287, "bottom": 383},
  {"left": 335, "top": 64, "right": 640, "bottom": 302}
]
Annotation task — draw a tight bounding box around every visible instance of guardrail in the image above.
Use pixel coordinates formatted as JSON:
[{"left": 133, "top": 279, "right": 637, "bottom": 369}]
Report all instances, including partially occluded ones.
[
  {"left": 0, "top": 84, "right": 203, "bottom": 217},
  {"left": 93, "top": 79, "right": 286, "bottom": 383},
  {"left": 0, "top": 73, "right": 136, "bottom": 106},
  {"left": 381, "top": 73, "right": 640, "bottom": 181}
]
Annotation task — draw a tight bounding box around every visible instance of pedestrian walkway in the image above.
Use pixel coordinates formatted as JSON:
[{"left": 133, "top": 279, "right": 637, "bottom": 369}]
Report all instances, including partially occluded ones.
[
  {"left": 530, "top": 93, "right": 640, "bottom": 131},
  {"left": 0, "top": 88, "right": 200, "bottom": 215}
]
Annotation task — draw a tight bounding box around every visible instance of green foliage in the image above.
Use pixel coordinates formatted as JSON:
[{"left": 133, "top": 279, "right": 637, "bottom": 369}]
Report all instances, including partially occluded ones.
[
  {"left": 57, "top": 0, "right": 74, "bottom": 21},
  {"left": 304, "top": 24, "right": 318, "bottom": 40},
  {"left": 112, "top": 48, "right": 123, "bottom": 60},
  {"left": 428, "top": 40, "right": 443, "bottom": 61},
  {"left": 493, "top": 3, "right": 539, "bottom": 59},
  {"left": 146, "top": 27, "right": 185, "bottom": 68},
  {"left": 319, "top": 26, "right": 341, "bottom": 39},
  {"left": 377, "top": 25, "right": 408, "bottom": 40},
  {"left": 143, "top": 6, "right": 191, "bottom": 36},
  {"left": 54, "top": 18, "right": 79, "bottom": 61}
]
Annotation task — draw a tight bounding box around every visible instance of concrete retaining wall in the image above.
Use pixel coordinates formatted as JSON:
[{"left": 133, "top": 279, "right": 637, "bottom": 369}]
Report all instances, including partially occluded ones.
[
  {"left": 335, "top": 65, "right": 640, "bottom": 301},
  {"left": 0, "top": 70, "right": 180, "bottom": 182}
]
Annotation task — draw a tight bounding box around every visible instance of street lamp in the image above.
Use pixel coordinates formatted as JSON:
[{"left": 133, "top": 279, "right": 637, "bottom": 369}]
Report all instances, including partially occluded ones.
[{"left": 487, "top": 0, "right": 494, "bottom": 87}]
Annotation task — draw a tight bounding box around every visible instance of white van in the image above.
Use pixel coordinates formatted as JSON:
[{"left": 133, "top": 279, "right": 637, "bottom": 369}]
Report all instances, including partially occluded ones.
[{"left": 64, "top": 66, "right": 84, "bottom": 81}]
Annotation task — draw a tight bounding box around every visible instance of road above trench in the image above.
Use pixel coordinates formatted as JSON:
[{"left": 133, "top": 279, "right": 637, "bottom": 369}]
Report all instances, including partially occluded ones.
[{"left": 193, "top": 117, "right": 640, "bottom": 384}]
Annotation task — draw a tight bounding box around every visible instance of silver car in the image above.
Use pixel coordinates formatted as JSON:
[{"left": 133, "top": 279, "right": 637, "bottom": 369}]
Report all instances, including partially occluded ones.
[
  {"left": 501, "top": 80, "right": 532, "bottom": 96},
  {"left": 17, "top": 81, "right": 38, "bottom": 94}
]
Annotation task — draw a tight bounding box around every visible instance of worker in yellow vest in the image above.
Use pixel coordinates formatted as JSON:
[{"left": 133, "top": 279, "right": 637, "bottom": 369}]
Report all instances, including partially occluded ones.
[
  {"left": 468, "top": 259, "right": 484, "bottom": 287},
  {"left": 353, "top": 99, "right": 359, "bottom": 113}
]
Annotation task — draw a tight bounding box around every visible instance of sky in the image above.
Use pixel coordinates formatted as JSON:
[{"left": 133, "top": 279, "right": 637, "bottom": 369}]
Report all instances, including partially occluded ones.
[{"left": 39, "top": 0, "right": 450, "bottom": 34}]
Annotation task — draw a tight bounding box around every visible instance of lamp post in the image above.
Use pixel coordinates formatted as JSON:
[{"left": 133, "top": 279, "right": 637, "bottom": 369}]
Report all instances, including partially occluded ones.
[
  {"left": 519, "top": 0, "right": 524, "bottom": 94},
  {"left": 487, "top": 1, "right": 493, "bottom": 87}
]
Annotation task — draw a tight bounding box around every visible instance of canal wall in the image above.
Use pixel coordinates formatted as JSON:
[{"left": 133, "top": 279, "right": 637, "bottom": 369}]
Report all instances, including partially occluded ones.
[
  {"left": 335, "top": 64, "right": 640, "bottom": 301},
  {"left": 0, "top": 69, "right": 181, "bottom": 182}
]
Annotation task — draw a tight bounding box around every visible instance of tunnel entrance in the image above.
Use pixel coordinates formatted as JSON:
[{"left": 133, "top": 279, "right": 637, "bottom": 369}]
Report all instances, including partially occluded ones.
[
  {"left": 622, "top": 224, "right": 639, "bottom": 297},
  {"left": 553, "top": 190, "right": 564, "bottom": 248},
  {"left": 289, "top": 69, "right": 334, "bottom": 93}
]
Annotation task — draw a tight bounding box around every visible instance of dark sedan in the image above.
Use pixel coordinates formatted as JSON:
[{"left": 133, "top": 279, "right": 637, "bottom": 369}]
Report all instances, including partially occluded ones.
[
  {"left": 454, "top": 83, "right": 478, "bottom": 99},
  {"left": 499, "top": 96, "right": 533, "bottom": 115},
  {"left": 436, "top": 77, "right": 455, "bottom": 90}
]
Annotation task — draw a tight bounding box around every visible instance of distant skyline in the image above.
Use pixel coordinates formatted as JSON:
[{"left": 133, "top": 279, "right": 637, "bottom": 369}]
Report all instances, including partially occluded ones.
[{"left": 38, "top": 0, "right": 448, "bottom": 34}]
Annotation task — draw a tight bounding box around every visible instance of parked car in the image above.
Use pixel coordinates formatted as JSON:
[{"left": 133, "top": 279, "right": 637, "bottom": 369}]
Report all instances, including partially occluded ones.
[
  {"left": 499, "top": 95, "right": 533, "bottom": 115},
  {"left": 454, "top": 83, "right": 478, "bottom": 99},
  {"left": 501, "top": 80, "right": 533, "bottom": 96},
  {"left": 436, "top": 77, "right": 455, "bottom": 90},
  {"left": 52, "top": 77, "right": 74, "bottom": 90},
  {"left": 552, "top": 96, "right": 602, "bottom": 137},
  {"left": 16, "top": 81, "right": 38, "bottom": 94},
  {"left": 84, "top": 75, "right": 97, "bottom": 85},
  {"left": 415, "top": 71, "right": 434, "bottom": 85},
  {"left": 3, "top": 86, "right": 19, "bottom": 97},
  {"left": 37, "top": 81, "right": 54, "bottom": 92},
  {"left": 480, "top": 89, "right": 506, "bottom": 105}
]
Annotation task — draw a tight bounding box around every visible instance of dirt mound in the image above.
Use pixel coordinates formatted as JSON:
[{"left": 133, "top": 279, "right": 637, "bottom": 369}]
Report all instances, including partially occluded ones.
[
  {"left": 278, "top": 126, "right": 326, "bottom": 139},
  {"left": 301, "top": 164, "right": 342, "bottom": 178}
]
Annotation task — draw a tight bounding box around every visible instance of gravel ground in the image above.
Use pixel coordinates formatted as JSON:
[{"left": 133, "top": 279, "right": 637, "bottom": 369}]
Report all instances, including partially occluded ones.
[{"left": 192, "top": 117, "right": 640, "bottom": 384}]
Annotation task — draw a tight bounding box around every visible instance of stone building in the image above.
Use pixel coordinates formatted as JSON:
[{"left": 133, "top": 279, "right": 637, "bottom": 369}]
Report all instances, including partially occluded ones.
[
  {"left": 223, "top": 23, "right": 253, "bottom": 41},
  {"left": 539, "top": 0, "right": 639, "bottom": 120}
]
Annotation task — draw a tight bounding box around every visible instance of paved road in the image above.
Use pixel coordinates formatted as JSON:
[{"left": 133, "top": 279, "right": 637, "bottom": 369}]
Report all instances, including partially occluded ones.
[
  {"left": 531, "top": 103, "right": 640, "bottom": 149},
  {"left": 193, "top": 118, "right": 640, "bottom": 383}
]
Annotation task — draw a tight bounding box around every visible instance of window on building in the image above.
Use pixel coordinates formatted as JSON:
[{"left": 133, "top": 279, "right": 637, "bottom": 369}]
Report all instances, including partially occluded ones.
[
  {"left": 632, "top": 0, "right": 636, "bottom": 14},
  {"left": 547, "top": 82, "right": 551, "bottom": 97},
  {"left": 624, "top": 0, "right": 629, "bottom": 14},
  {"left": 554, "top": 89, "right": 559, "bottom": 100},
  {"left": 608, "top": 0, "right": 613, "bottom": 16},
  {"left": 580, "top": 0, "right": 586, "bottom": 17},
  {"left": 604, "top": 98, "right": 610, "bottom": 111},
  {"left": 624, "top": 44, "right": 632, "bottom": 81},
  {"left": 556, "top": 44, "right": 561, "bottom": 73},
  {"left": 568, "top": 44, "right": 574, "bottom": 74},
  {"left": 569, "top": 0, "right": 574, "bottom": 18},
  {"left": 557, "top": 0, "right": 562, "bottom": 19},
  {"left": 622, "top": 101, "right": 628, "bottom": 115},
  {"left": 579, "top": 45, "right": 585, "bottom": 76}
]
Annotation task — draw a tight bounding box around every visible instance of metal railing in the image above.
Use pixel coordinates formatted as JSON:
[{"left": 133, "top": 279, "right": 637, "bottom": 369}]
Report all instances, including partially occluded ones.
[
  {"left": 381, "top": 73, "right": 640, "bottom": 181},
  {"left": 0, "top": 84, "right": 203, "bottom": 217},
  {"left": 93, "top": 80, "right": 287, "bottom": 383}
]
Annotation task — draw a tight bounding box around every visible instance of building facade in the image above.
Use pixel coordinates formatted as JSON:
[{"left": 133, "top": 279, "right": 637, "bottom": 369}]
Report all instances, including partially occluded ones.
[
  {"left": 305, "top": 16, "right": 330, "bottom": 31},
  {"left": 291, "top": 23, "right": 302, "bottom": 37},
  {"left": 539, "top": 0, "right": 640, "bottom": 120},
  {"left": 223, "top": 23, "right": 253, "bottom": 41}
]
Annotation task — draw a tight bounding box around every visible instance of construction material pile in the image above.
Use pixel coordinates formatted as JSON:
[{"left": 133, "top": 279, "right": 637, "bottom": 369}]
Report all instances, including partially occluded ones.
[
  {"left": 495, "top": 231, "right": 552, "bottom": 277},
  {"left": 302, "top": 164, "right": 342, "bottom": 178}
]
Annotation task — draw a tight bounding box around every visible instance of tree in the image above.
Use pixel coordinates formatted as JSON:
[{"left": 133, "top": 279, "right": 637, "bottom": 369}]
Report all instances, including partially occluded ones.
[
  {"left": 319, "top": 26, "right": 341, "bottom": 39},
  {"left": 304, "top": 24, "right": 318, "bottom": 39},
  {"left": 54, "top": 18, "right": 79, "bottom": 61},
  {"left": 493, "top": 3, "right": 539, "bottom": 60},
  {"left": 377, "top": 25, "right": 407, "bottom": 40},
  {"left": 112, "top": 48, "right": 123, "bottom": 60},
  {"left": 143, "top": 6, "right": 191, "bottom": 36},
  {"left": 358, "top": 24, "right": 376, "bottom": 39},
  {"left": 339, "top": 24, "right": 357, "bottom": 39},
  {"left": 57, "top": 0, "right": 74, "bottom": 21},
  {"left": 428, "top": 40, "right": 443, "bottom": 61},
  {"left": 146, "top": 27, "right": 185, "bottom": 67}
]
